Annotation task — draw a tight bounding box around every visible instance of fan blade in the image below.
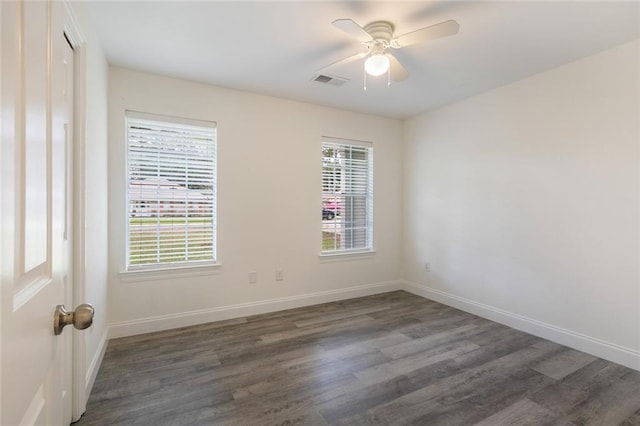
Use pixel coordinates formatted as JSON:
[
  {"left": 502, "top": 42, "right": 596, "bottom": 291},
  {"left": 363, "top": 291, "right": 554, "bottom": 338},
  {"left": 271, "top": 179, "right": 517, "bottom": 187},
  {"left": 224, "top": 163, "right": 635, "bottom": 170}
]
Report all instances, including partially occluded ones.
[
  {"left": 392, "top": 19, "right": 459, "bottom": 48},
  {"left": 387, "top": 53, "right": 409, "bottom": 82},
  {"left": 316, "top": 52, "right": 367, "bottom": 74},
  {"left": 332, "top": 19, "right": 373, "bottom": 42}
]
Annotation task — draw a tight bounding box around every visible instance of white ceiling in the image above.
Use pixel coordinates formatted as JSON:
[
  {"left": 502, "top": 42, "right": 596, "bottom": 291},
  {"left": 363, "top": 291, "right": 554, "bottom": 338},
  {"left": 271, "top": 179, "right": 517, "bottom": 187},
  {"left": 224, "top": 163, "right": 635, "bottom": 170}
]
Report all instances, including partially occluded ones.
[{"left": 85, "top": 1, "right": 639, "bottom": 119}]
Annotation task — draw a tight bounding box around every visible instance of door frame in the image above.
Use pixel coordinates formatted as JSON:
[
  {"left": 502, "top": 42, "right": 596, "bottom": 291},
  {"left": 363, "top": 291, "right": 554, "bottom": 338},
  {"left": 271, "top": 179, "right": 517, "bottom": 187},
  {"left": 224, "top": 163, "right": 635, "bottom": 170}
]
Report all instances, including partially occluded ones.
[
  {"left": 0, "top": 0, "right": 3, "bottom": 416},
  {"left": 61, "top": 2, "right": 89, "bottom": 421}
]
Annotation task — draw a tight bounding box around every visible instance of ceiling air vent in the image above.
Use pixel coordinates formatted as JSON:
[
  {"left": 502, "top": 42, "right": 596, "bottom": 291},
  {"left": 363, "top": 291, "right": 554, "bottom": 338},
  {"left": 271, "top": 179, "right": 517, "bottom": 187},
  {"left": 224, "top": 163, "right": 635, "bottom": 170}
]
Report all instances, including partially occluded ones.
[{"left": 313, "top": 74, "right": 349, "bottom": 87}]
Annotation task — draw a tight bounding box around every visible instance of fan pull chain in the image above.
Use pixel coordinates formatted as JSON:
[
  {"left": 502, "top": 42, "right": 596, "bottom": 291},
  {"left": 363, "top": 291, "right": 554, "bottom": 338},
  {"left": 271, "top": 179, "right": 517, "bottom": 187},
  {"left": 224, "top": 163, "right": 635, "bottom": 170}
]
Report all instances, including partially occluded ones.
[{"left": 363, "top": 67, "right": 367, "bottom": 91}]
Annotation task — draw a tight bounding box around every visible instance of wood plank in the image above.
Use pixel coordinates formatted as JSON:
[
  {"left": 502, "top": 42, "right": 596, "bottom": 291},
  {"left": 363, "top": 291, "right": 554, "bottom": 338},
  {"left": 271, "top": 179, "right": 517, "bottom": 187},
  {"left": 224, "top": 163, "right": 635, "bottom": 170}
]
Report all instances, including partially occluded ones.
[
  {"left": 532, "top": 348, "right": 597, "bottom": 380},
  {"left": 473, "top": 398, "right": 559, "bottom": 426}
]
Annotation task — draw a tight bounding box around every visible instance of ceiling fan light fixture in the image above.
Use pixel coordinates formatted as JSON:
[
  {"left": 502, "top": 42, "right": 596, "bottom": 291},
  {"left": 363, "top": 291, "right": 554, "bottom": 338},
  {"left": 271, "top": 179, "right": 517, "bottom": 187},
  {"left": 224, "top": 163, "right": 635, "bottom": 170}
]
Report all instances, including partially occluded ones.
[{"left": 364, "top": 53, "right": 390, "bottom": 76}]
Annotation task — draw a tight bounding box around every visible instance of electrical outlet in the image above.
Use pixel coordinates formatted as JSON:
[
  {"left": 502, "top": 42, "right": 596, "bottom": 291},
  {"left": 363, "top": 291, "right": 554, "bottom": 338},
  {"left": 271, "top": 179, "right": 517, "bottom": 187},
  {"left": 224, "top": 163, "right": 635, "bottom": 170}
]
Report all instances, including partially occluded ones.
[
  {"left": 424, "top": 263, "right": 431, "bottom": 272},
  {"left": 275, "top": 269, "right": 284, "bottom": 281},
  {"left": 248, "top": 271, "right": 257, "bottom": 284}
]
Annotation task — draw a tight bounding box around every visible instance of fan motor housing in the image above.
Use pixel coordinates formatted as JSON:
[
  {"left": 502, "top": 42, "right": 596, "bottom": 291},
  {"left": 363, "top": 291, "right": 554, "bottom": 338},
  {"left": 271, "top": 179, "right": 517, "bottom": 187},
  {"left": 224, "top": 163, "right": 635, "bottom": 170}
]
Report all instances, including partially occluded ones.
[{"left": 363, "top": 21, "right": 394, "bottom": 42}]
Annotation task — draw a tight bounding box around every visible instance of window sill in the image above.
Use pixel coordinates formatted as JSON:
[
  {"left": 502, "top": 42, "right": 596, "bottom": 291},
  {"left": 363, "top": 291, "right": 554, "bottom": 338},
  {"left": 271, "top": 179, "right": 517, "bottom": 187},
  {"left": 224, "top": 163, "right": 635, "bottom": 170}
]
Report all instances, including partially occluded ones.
[
  {"left": 119, "top": 262, "right": 222, "bottom": 282},
  {"left": 318, "top": 250, "right": 376, "bottom": 262}
]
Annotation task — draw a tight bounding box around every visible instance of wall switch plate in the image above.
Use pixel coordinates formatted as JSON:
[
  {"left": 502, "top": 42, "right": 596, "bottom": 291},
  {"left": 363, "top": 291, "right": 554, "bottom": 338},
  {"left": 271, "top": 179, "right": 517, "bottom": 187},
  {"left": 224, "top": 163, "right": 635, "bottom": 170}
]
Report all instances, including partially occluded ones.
[
  {"left": 424, "top": 263, "right": 431, "bottom": 272},
  {"left": 248, "top": 271, "right": 257, "bottom": 284},
  {"left": 275, "top": 269, "right": 284, "bottom": 281}
]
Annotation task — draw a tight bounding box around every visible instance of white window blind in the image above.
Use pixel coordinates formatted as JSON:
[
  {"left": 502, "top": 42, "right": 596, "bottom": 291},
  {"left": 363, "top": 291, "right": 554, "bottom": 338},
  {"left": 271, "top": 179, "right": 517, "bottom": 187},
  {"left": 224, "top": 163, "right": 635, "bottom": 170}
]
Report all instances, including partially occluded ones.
[
  {"left": 126, "top": 111, "right": 217, "bottom": 269},
  {"left": 322, "top": 138, "right": 373, "bottom": 253}
]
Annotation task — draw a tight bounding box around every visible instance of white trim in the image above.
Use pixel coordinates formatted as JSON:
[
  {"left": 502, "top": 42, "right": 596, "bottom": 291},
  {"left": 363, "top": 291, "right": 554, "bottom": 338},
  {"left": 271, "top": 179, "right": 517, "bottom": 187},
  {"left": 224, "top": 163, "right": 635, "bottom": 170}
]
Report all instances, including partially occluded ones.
[
  {"left": 62, "top": 1, "right": 88, "bottom": 421},
  {"left": 119, "top": 262, "right": 222, "bottom": 283},
  {"left": 85, "top": 329, "right": 108, "bottom": 399},
  {"left": 322, "top": 136, "right": 372, "bottom": 148},
  {"left": 126, "top": 109, "right": 217, "bottom": 128},
  {"left": 62, "top": 2, "right": 84, "bottom": 47},
  {"left": 318, "top": 250, "right": 376, "bottom": 261},
  {"left": 109, "top": 280, "right": 402, "bottom": 339},
  {"left": 13, "top": 277, "right": 52, "bottom": 311},
  {"left": 402, "top": 280, "right": 640, "bottom": 372},
  {"left": 0, "top": 3, "right": 3, "bottom": 414}
]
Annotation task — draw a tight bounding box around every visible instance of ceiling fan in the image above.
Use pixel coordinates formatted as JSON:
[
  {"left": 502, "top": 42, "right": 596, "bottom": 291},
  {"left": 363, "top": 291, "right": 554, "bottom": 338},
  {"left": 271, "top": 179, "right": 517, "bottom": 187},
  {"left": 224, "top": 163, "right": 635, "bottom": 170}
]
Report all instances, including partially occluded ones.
[{"left": 318, "top": 18, "right": 460, "bottom": 86}]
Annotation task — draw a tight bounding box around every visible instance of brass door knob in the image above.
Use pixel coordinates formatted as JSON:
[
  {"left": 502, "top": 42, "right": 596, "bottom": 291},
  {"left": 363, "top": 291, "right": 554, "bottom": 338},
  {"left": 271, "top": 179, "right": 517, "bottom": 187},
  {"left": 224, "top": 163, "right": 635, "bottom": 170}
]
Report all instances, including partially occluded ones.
[{"left": 53, "top": 303, "right": 94, "bottom": 335}]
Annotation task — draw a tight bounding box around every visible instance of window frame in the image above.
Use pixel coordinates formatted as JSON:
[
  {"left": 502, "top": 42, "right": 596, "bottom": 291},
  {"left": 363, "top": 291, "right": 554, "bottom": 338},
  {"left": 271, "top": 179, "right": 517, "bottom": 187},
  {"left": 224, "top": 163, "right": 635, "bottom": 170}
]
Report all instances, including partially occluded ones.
[
  {"left": 124, "top": 110, "right": 218, "bottom": 272},
  {"left": 321, "top": 136, "right": 374, "bottom": 256}
]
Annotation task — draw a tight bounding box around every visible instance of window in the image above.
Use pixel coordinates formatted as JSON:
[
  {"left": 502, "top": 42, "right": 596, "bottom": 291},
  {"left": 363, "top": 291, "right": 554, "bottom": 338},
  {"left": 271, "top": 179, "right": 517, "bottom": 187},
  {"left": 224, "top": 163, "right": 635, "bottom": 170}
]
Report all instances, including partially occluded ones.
[
  {"left": 322, "top": 137, "right": 373, "bottom": 254},
  {"left": 126, "top": 111, "right": 217, "bottom": 269}
]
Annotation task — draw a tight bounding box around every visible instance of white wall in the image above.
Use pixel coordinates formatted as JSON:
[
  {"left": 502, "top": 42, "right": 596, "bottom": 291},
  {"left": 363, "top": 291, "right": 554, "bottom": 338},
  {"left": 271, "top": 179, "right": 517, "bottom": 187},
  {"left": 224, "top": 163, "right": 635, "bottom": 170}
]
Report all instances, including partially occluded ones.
[
  {"left": 107, "top": 67, "right": 404, "bottom": 336},
  {"left": 69, "top": 0, "right": 109, "bottom": 410},
  {"left": 403, "top": 40, "right": 639, "bottom": 369}
]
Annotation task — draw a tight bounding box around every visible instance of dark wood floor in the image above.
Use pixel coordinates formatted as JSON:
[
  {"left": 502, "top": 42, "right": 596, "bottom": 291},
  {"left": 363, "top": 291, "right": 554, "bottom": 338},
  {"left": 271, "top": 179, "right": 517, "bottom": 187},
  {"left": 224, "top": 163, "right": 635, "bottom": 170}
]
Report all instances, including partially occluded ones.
[{"left": 75, "top": 291, "right": 640, "bottom": 425}]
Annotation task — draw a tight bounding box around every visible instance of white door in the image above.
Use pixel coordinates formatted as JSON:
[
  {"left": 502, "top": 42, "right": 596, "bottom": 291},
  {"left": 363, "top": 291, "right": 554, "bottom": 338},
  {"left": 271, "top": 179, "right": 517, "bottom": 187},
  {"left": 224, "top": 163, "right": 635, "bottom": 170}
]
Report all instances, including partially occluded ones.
[{"left": 1, "top": 1, "right": 82, "bottom": 424}]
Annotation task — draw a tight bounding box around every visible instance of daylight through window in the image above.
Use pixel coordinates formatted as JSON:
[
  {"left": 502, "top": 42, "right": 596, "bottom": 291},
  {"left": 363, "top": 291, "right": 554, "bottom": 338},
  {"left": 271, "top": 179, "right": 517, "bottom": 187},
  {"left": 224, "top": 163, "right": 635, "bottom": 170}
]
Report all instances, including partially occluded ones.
[
  {"left": 126, "top": 111, "right": 217, "bottom": 269},
  {"left": 322, "top": 137, "right": 373, "bottom": 253}
]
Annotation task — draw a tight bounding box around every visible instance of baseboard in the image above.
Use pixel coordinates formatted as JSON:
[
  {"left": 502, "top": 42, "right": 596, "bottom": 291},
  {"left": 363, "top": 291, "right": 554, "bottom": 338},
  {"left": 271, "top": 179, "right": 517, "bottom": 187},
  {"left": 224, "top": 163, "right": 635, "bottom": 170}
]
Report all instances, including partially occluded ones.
[
  {"left": 109, "top": 280, "right": 403, "bottom": 339},
  {"left": 85, "top": 329, "right": 108, "bottom": 397},
  {"left": 403, "top": 280, "right": 640, "bottom": 371}
]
